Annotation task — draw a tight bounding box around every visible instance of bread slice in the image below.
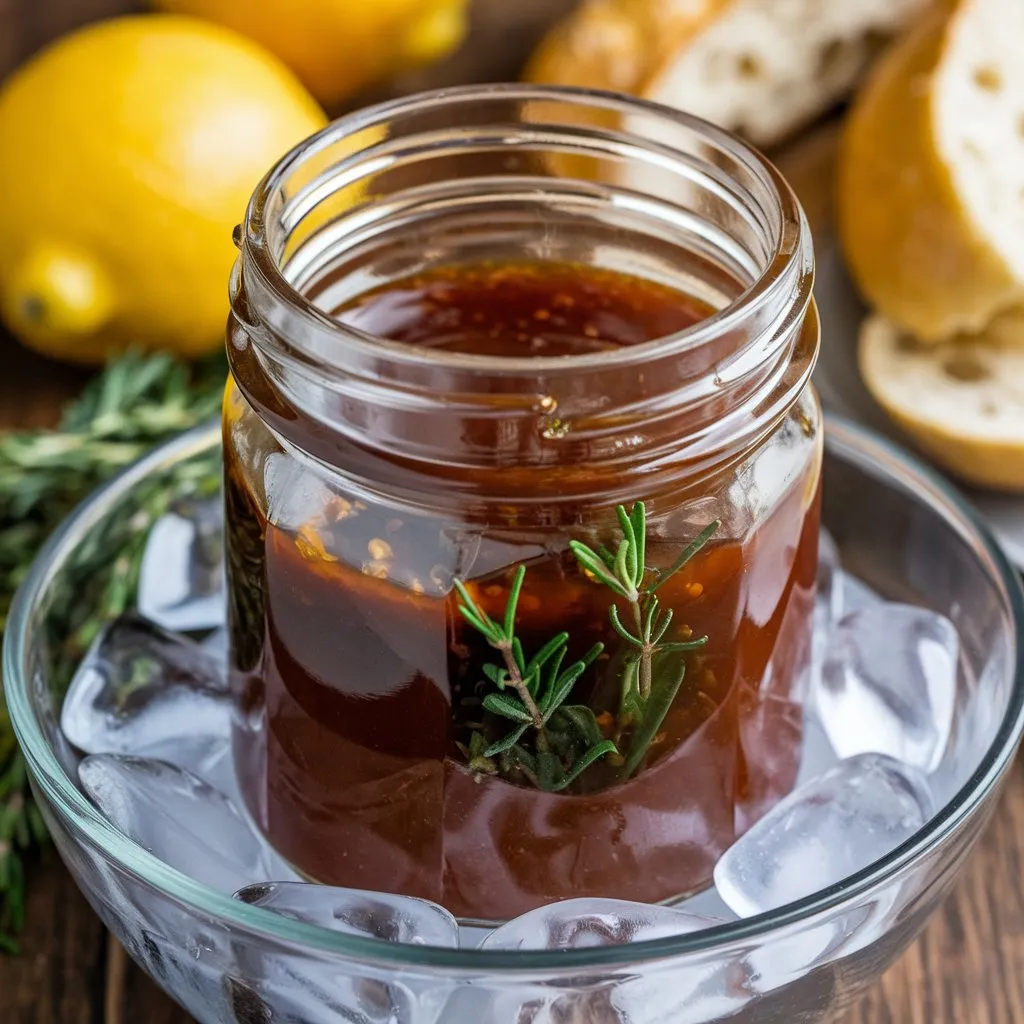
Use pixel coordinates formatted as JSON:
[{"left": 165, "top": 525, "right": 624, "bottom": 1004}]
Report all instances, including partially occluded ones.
[
  {"left": 839, "top": 0, "right": 1024, "bottom": 341},
  {"left": 524, "top": 0, "right": 728, "bottom": 99},
  {"left": 526, "top": 0, "right": 927, "bottom": 149},
  {"left": 859, "top": 309, "right": 1024, "bottom": 490},
  {"left": 642, "top": 0, "right": 929, "bottom": 147}
]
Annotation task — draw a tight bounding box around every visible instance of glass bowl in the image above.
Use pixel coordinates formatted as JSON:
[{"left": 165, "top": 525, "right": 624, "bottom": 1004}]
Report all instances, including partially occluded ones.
[{"left": 4, "top": 416, "right": 1023, "bottom": 1024}]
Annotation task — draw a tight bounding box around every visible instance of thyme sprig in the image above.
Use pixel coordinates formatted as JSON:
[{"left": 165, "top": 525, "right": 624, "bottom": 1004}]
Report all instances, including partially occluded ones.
[{"left": 455, "top": 504, "right": 720, "bottom": 791}]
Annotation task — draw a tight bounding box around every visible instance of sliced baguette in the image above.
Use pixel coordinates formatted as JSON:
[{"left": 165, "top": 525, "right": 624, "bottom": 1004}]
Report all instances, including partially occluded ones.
[
  {"left": 526, "top": 0, "right": 927, "bottom": 148},
  {"left": 642, "top": 0, "right": 929, "bottom": 147},
  {"left": 838, "top": 0, "right": 1024, "bottom": 342},
  {"left": 859, "top": 309, "right": 1024, "bottom": 490},
  {"left": 524, "top": 0, "right": 728, "bottom": 99}
]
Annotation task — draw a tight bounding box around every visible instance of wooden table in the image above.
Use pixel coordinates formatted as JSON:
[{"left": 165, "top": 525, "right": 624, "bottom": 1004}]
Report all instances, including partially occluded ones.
[{"left": 2, "top": 1, "right": 1024, "bottom": 1021}]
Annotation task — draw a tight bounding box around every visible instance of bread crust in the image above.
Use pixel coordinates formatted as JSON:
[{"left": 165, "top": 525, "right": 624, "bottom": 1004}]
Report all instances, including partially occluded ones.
[
  {"left": 524, "top": 0, "right": 730, "bottom": 97},
  {"left": 838, "top": 1, "right": 1024, "bottom": 341}
]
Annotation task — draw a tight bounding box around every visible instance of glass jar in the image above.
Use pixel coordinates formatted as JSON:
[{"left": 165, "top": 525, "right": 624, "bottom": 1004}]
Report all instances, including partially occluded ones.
[{"left": 223, "top": 85, "right": 820, "bottom": 923}]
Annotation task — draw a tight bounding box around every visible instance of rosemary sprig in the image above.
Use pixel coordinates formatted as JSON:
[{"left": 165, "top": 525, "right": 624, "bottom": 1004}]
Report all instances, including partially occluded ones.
[
  {"left": 454, "top": 572, "right": 615, "bottom": 791},
  {"left": 455, "top": 567, "right": 546, "bottom": 736},
  {"left": 0, "top": 349, "right": 226, "bottom": 953},
  {"left": 571, "top": 511, "right": 718, "bottom": 701},
  {"left": 454, "top": 505, "right": 720, "bottom": 792},
  {"left": 571, "top": 507, "right": 719, "bottom": 774}
]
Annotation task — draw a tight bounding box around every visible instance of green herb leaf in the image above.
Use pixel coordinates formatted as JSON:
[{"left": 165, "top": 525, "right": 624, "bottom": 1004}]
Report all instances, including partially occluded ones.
[
  {"left": 482, "top": 662, "right": 508, "bottom": 687},
  {"left": 629, "top": 502, "right": 646, "bottom": 585},
  {"left": 650, "top": 607, "right": 674, "bottom": 644},
  {"left": 503, "top": 564, "right": 526, "bottom": 639},
  {"left": 541, "top": 662, "right": 587, "bottom": 719},
  {"left": 608, "top": 604, "right": 641, "bottom": 646},
  {"left": 568, "top": 540, "right": 627, "bottom": 597},
  {"left": 511, "top": 636, "right": 526, "bottom": 675},
  {"left": 455, "top": 602, "right": 492, "bottom": 638},
  {"left": 524, "top": 632, "right": 569, "bottom": 679},
  {"left": 621, "top": 655, "right": 687, "bottom": 778},
  {"left": 616, "top": 505, "right": 638, "bottom": 585},
  {"left": 659, "top": 636, "right": 709, "bottom": 652},
  {"left": 614, "top": 538, "right": 632, "bottom": 593},
  {"left": 540, "top": 643, "right": 604, "bottom": 720},
  {"left": 0, "top": 347, "right": 227, "bottom": 954},
  {"left": 551, "top": 740, "right": 618, "bottom": 791},
  {"left": 482, "top": 693, "right": 533, "bottom": 723},
  {"left": 537, "top": 750, "right": 561, "bottom": 791},
  {"left": 556, "top": 704, "right": 604, "bottom": 746},
  {"left": 647, "top": 519, "right": 720, "bottom": 594},
  {"left": 484, "top": 722, "right": 530, "bottom": 757},
  {"left": 453, "top": 581, "right": 500, "bottom": 642},
  {"left": 507, "top": 744, "right": 537, "bottom": 775},
  {"left": 642, "top": 594, "right": 659, "bottom": 643}
]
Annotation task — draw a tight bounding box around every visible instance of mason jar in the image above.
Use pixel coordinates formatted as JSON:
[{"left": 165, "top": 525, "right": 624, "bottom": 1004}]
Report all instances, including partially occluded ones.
[{"left": 223, "top": 85, "right": 820, "bottom": 922}]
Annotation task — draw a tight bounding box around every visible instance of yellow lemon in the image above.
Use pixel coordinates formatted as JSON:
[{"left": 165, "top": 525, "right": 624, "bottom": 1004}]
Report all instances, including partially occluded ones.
[
  {"left": 0, "top": 15, "right": 326, "bottom": 365},
  {"left": 153, "top": 0, "right": 470, "bottom": 109}
]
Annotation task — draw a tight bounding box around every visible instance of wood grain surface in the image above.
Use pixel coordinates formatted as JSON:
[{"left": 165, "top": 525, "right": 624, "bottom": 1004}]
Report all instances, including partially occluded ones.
[{"left": 0, "top": 2, "right": 1022, "bottom": 1022}]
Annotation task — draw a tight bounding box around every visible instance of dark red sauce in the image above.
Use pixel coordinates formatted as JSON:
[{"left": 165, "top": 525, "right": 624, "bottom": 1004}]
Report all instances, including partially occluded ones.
[{"left": 224, "top": 260, "right": 818, "bottom": 920}]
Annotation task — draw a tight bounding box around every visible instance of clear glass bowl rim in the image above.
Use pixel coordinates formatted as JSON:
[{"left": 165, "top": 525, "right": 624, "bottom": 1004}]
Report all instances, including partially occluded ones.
[{"left": 4, "top": 415, "right": 1023, "bottom": 972}]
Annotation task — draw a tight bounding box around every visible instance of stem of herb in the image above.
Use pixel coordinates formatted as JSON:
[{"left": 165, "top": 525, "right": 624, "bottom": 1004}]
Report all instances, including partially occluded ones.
[
  {"left": 571, "top": 506, "right": 719, "bottom": 764},
  {"left": 496, "top": 639, "right": 546, "bottom": 741}
]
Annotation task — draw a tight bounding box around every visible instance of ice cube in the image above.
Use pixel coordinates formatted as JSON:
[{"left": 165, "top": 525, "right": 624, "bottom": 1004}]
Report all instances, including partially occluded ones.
[
  {"left": 666, "top": 885, "right": 738, "bottom": 923},
  {"left": 468, "top": 898, "right": 738, "bottom": 1024},
  {"left": 714, "top": 753, "right": 933, "bottom": 917},
  {"left": 480, "top": 897, "right": 721, "bottom": 951},
  {"left": 137, "top": 498, "right": 224, "bottom": 633},
  {"left": 929, "top": 655, "right": 1003, "bottom": 808},
  {"left": 61, "top": 615, "right": 231, "bottom": 763},
  {"left": 225, "top": 967, "right": 422, "bottom": 1024},
  {"left": 79, "top": 754, "right": 273, "bottom": 893},
  {"left": 439, "top": 970, "right": 743, "bottom": 1024},
  {"left": 743, "top": 922, "right": 841, "bottom": 994},
  {"left": 234, "top": 881, "right": 458, "bottom": 948},
  {"left": 817, "top": 604, "right": 959, "bottom": 772},
  {"left": 840, "top": 572, "right": 884, "bottom": 616},
  {"left": 233, "top": 883, "right": 455, "bottom": 1023}
]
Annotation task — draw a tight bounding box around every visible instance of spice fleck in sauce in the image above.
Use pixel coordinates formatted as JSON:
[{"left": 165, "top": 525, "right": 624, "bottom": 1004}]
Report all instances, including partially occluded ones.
[{"left": 225, "top": 260, "right": 818, "bottom": 920}]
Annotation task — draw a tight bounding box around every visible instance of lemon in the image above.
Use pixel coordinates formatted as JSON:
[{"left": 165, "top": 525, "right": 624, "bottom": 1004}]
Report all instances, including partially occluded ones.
[
  {"left": 837, "top": 0, "right": 1024, "bottom": 342},
  {"left": 153, "top": 0, "right": 470, "bottom": 109},
  {"left": 0, "top": 15, "right": 326, "bottom": 365}
]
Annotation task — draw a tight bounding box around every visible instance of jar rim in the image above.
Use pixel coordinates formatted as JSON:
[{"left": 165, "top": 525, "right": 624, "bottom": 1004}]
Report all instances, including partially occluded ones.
[{"left": 240, "top": 83, "right": 812, "bottom": 377}]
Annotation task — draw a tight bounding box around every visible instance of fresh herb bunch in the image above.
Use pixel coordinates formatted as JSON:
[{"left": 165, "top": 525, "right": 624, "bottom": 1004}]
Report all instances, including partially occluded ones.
[
  {"left": 0, "top": 349, "right": 227, "bottom": 953},
  {"left": 454, "top": 504, "right": 720, "bottom": 792}
]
